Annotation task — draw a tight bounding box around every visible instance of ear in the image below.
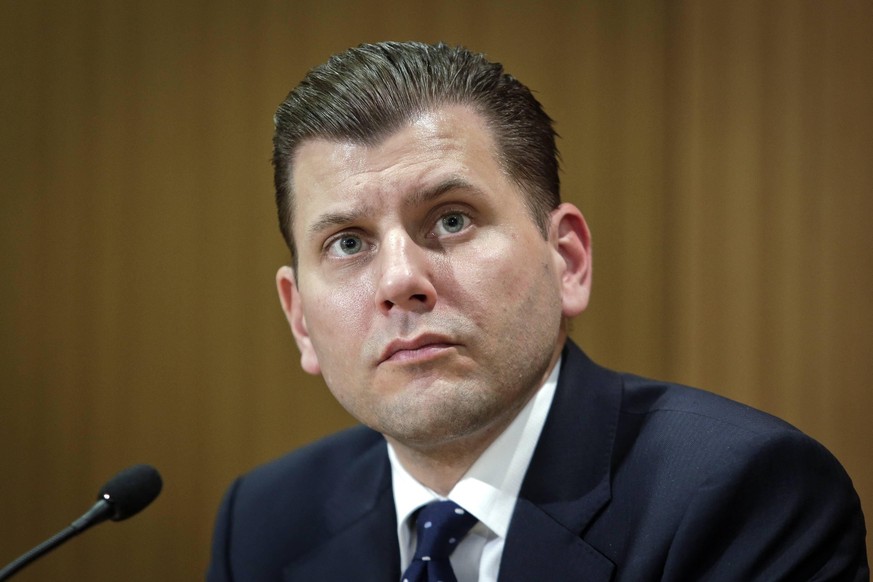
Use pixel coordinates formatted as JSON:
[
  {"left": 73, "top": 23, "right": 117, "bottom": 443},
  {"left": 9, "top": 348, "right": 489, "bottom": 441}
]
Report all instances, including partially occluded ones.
[
  {"left": 276, "top": 266, "right": 321, "bottom": 375},
  {"left": 549, "top": 203, "right": 593, "bottom": 317}
]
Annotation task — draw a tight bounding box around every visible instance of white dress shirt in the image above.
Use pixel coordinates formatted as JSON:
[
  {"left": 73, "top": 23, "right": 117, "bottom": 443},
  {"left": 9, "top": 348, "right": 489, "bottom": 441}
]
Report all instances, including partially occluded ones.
[{"left": 388, "top": 357, "right": 561, "bottom": 582}]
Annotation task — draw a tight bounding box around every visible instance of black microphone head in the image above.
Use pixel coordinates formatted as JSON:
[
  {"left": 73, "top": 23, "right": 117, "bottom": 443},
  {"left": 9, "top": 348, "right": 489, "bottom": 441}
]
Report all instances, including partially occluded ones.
[{"left": 97, "top": 464, "right": 163, "bottom": 521}]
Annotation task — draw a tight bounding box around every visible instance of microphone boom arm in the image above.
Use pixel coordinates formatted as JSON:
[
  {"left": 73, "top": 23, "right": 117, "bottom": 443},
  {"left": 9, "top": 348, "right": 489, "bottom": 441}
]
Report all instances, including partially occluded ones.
[{"left": 0, "top": 465, "right": 161, "bottom": 581}]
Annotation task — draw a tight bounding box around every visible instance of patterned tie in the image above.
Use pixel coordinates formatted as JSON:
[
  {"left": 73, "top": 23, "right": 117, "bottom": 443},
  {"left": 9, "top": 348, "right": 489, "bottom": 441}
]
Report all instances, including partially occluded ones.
[{"left": 401, "top": 500, "right": 478, "bottom": 582}]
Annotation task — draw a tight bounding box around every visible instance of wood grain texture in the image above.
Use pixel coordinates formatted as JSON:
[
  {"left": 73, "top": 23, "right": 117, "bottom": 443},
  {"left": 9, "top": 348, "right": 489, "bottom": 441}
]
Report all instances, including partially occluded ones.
[{"left": 1, "top": 1, "right": 870, "bottom": 578}]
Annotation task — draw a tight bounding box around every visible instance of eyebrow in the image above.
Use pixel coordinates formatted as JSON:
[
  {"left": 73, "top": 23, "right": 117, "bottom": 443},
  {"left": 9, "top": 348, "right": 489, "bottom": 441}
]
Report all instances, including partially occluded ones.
[
  {"left": 405, "top": 177, "right": 481, "bottom": 207},
  {"left": 308, "top": 206, "right": 376, "bottom": 237},
  {"left": 307, "top": 177, "right": 481, "bottom": 237}
]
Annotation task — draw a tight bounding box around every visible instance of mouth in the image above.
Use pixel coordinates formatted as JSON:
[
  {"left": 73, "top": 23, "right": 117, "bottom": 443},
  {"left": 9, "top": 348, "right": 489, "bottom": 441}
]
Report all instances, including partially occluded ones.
[{"left": 379, "top": 335, "right": 458, "bottom": 365}]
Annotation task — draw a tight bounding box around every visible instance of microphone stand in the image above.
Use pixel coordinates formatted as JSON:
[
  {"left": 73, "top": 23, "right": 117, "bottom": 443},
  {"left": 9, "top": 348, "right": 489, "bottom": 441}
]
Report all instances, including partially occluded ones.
[{"left": 0, "top": 500, "right": 109, "bottom": 581}]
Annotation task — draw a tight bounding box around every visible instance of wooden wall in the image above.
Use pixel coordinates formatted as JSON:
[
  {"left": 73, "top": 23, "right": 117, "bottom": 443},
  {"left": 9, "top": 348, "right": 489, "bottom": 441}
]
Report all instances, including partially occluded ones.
[{"left": 1, "top": 1, "right": 870, "bottom": 578}]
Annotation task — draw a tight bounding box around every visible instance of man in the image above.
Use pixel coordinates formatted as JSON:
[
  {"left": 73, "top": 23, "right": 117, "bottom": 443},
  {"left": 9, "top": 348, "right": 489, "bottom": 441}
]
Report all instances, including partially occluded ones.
[{"left": 208, "top": 42, "right": 867, "bottom": 581}]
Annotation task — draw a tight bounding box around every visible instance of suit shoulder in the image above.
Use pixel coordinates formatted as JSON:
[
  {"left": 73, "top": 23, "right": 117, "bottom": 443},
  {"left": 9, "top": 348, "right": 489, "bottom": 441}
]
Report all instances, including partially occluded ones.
[
  {"left": 237, "top": 424, "right": 385, "bottom": 497},
  {"left": 611, "top": 372, "right": 861, "bottom": 499},
  {"left": 207, "top": 425, "right": 390, "bottom": 580},
  {"left": 619, "top": 373, "right": 800, "bottom": 437},
  {"left": 613, "top": 373, "right": 866, "bottom": 523},
  {"left": 592, "top": 373, "right": 867, "bottom": 579}
]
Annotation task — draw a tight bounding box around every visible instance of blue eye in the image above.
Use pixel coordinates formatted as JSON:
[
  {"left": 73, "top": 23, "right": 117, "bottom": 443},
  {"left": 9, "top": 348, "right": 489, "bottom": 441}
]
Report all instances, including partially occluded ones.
[
  {"left": 437, "top": 213, "right": 468, "bottom": 235},
  {"left": 328, "top": 235, "right": 364, "bottom": 256}
]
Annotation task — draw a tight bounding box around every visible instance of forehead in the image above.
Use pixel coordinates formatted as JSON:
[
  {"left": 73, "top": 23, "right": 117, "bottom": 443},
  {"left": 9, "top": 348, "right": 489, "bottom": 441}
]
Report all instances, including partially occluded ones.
[{"left": 289, "top": 106, "right": 508, "bottom": 234}]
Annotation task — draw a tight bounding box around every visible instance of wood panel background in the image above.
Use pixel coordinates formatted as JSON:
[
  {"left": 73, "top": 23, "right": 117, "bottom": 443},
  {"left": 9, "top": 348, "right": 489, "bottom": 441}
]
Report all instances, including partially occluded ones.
[{"left": 1, "top": 1, "right": 870, "bottom": 578}]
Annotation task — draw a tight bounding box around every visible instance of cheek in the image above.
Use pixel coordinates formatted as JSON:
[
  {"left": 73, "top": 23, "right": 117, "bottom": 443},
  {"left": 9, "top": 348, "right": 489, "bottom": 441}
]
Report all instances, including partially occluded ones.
[
  {"left": 446, "top": 232, "right": 550, "bottom": 314},
  {"left": 303, "top": 280, "right": 374, "bottom": 364}
]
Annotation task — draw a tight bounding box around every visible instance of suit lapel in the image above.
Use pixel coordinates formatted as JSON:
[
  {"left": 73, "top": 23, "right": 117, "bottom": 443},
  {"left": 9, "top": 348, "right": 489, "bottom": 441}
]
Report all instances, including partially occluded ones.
[
  {"left": 499, "top": 498, "right": 615, "bottom": 581},
  {"left": 282, "top": 341, "right": 621, "bottom": 581},
  {"left": 282, "top": 439, "right": 400, "bottom": 581},
  {"left": 499, "top": 341, "right": 622, "bottom": 581}
]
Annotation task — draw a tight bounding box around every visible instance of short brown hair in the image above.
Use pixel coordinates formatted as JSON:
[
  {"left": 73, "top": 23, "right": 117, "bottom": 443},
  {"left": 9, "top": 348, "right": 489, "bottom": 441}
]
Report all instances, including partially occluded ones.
[{"left": 273, "top": 41, "right": 560, "bottom": 261}]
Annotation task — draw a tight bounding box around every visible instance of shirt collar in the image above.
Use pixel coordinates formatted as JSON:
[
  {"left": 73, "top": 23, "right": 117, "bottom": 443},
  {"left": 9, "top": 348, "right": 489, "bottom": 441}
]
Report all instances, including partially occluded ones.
[{"left": 388, "top": 356, "right": 561, "bottom": 548}]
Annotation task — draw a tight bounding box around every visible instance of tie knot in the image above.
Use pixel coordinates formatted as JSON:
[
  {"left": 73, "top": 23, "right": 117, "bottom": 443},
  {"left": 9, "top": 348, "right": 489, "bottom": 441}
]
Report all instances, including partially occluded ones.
[{"left": 412, "top": 500, "right": 478, "bottom": 562}]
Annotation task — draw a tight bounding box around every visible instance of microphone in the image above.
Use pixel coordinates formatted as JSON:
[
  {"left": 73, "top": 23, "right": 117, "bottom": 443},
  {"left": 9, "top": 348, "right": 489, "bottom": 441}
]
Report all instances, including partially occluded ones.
[{"left": 0, "top": 464, "right": 162, "bottom": 581}]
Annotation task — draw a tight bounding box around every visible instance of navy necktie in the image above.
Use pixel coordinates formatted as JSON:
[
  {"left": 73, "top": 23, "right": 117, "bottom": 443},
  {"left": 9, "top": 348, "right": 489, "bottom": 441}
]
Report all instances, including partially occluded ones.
[{"left": 401, "top": 500, "right": 478, "bottom": 582}]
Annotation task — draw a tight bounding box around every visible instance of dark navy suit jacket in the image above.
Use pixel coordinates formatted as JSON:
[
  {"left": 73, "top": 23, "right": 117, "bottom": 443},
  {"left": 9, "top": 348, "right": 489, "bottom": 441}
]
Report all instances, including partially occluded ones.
[{"left": 207, "top": 341, "right": 868, "bottom": 581}]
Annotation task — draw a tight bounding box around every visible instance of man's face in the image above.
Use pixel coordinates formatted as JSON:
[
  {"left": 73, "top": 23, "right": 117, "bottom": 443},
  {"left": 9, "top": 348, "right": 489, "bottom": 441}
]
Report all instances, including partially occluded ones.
[{"left": 277, "top": 105, "right": 591, "bottom": 450}]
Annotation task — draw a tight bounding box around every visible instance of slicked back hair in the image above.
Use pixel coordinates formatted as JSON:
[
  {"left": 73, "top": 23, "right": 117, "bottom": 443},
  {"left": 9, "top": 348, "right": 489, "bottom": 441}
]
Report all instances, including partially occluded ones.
[{"left": 272, "top": 41, "right": 560, "bottom": 264}]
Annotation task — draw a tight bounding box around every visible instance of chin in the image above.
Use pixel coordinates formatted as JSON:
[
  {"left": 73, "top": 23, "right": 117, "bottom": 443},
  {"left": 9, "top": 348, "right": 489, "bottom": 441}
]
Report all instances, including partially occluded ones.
[{"left": 374, "top": 385, "right": 506, "bottom": 444}]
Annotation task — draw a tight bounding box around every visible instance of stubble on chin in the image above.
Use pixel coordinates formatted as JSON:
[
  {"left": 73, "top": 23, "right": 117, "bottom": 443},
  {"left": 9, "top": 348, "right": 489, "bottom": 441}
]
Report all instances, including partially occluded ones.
[{"left": 373, "top": 376, "right": 498, "bottom": 444}]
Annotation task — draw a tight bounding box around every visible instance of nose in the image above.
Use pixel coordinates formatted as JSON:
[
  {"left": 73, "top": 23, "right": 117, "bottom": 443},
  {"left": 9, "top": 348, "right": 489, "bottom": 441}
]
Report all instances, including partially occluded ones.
[{"left": 374, "top": 231, "right": 437, "bottom": 314}]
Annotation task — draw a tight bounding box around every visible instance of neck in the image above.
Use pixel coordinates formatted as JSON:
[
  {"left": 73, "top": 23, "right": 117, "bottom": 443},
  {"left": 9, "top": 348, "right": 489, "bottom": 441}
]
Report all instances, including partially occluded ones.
[
  {"left": 386, "top": 341, "right": 564, "bottom": 496},
  {"left": 385, "top": 418, "right": 508, "bottom": 496}
]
